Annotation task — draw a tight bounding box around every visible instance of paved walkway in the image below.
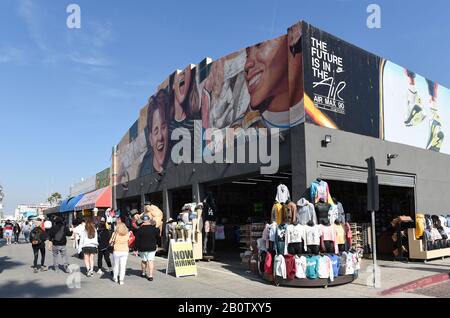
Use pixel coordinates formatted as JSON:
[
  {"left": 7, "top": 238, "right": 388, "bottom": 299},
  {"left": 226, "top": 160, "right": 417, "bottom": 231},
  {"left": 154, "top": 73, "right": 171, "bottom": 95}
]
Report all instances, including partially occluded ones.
[{"left": 1, "top": 238, "right": 449, "bottom": 298}]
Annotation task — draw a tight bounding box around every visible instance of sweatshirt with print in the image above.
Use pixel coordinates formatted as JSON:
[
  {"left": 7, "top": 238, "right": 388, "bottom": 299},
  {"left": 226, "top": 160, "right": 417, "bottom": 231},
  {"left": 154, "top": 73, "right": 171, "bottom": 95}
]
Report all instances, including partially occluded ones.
[
  {"left": 318, "top": 255, "right": 334, "bottom": 281},
  {"left": 296, "top": 198, "right": 317, "bottom": 225},
  {"left": 319, "top": 224, "right": 338, "bottom": 254},
  {"left": 305, "top": 224, "right": 321, "bottom": 246},
  {"left": 294, "top": 255, "right": 307, "bottom": 278},
  {"left": 305, "top": 255, "right": 320, "bottom": 279}
]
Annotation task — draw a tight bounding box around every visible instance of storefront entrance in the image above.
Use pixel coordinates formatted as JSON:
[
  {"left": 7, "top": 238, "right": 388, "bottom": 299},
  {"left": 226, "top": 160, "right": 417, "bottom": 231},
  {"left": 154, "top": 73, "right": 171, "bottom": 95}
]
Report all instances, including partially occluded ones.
[
  {"left": 326, "top": 180, "right": 415, "bottom": 258},
  {"left": 204, "top": 169, "right": 293, "bottom": 261}
]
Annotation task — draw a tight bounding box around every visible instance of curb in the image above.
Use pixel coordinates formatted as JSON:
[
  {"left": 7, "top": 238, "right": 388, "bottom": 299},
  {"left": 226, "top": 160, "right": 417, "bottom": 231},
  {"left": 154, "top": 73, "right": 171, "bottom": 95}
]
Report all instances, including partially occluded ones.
[{"left": 380, "top": 272, "right": 450, "bottom": 296}]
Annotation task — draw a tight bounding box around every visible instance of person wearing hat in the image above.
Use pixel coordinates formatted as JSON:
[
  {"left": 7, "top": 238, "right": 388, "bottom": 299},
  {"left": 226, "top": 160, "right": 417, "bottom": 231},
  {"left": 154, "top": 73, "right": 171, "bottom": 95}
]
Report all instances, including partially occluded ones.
[{"left": 133, "top": 214, "right": 160, "bottom": 281}]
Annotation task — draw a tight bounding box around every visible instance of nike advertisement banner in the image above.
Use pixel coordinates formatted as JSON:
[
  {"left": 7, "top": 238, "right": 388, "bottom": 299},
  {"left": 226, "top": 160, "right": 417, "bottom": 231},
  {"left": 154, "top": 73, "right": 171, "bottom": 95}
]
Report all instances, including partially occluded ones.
[
  {"left": 381, "top": 59, "right": 450, "bottom": 154},
  {"left": 302, "top": 22, "right": 381, "bottom": 138}
]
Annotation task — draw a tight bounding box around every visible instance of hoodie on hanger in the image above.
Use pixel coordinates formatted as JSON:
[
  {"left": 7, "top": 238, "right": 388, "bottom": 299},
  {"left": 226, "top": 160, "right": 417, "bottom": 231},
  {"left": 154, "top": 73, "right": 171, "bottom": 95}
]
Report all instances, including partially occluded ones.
[
  {"left": 296, "top": 198, "right": 317, "bottom": 225},
  {"left": 275, "top": 184, "right": 290, "bottom": 204}
]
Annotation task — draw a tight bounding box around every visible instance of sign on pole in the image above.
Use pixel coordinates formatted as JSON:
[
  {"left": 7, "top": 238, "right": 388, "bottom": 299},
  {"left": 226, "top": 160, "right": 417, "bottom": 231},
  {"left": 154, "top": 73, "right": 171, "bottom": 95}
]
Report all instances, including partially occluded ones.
[{"left": 166, "top": 239, "right": 197, "bottom": 278}]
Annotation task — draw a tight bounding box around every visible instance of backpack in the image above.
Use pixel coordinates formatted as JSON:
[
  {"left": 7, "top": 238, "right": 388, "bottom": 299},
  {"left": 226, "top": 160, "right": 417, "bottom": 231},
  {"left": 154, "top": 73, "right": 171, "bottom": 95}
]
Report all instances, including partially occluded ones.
[
  {"left": 54, "top": 226, "right": 65, "bottom": 242},
  {"left": 30, "top": 229, "right": 43, "bottom": 245}
]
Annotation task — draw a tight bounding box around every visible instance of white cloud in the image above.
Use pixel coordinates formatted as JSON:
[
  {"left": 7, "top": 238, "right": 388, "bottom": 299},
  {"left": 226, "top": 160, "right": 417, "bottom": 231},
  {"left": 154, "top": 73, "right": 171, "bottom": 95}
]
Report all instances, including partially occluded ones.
[
  {"left": 69, "top": 53, "right": 110, "bottom": 66},
  {"left": 18, "top": 0, "right": 49, "bottom": 52},
  {"left": 0, "top": 47, "right": 25, "bottom": 64}
]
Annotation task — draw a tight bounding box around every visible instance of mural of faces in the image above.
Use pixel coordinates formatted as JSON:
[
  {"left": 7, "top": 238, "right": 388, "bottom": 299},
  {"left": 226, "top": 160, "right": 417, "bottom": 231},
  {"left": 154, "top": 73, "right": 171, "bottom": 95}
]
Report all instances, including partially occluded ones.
[
  {"left": 147, "top": 90, "right": 169, "bottom": 173},
  {"left": 244, "top": 35, "right": 289, "bottom": 113},
  {"left": 173, "top": 66, "right": 193, "bottom": 122}
]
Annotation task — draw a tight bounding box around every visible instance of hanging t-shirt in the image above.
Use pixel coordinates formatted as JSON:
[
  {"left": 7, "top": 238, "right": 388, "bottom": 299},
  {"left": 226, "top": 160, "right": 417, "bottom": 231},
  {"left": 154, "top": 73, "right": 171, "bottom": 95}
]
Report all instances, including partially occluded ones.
[
  {"left": 274, "top": 254, "right": 287, "bottom": 279},
  {"left": 275, "top": 224, "right": 288, "bottom": 255},
  {"left": 318, "top": 255, "right": 334, "bottom": 281},
  {"left": 284, "top": 254, "right": 296, "bottom": 280},
  {"left": 327, "top": 254, "right": 340, "bottom": 278},
  {"left": 305, "top": 255, "right": 320, "bottom": 279},
  {"left": 271, "top": 202, "right": 283, "bottom": 224},
  {"left": 328, "top": 205, "right": 339, "bottom": 224},
  {"left": 294, "top": 255, "right": 307, "bottom": 279}
]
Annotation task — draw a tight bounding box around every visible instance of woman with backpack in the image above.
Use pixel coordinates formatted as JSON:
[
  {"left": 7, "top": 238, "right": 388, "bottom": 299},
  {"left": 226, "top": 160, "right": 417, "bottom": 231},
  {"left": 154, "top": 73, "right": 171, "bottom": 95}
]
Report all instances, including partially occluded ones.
[
  {"left": 110, "top": 222, "right": 132, "bottom": 285},
  {"left": 77, "top": 218, "right": 98, "bottom": 277},
  {"left": 30, "top": 221, "right": 48, "bottom": 273}
]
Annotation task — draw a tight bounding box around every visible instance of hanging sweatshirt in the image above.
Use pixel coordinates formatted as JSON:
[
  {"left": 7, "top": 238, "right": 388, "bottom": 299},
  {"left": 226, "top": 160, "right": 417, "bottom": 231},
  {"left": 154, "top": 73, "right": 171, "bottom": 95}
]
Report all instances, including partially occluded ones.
[
  {"left": 287, "top": 201, "right": 297, "bottom": 224},
  {"left": 262, "top": 223, "right": 271, "bottom": 250},
  {"left": 296, "top": 198, "right": 317, "bottom": 225},
  {"left": 275, "top": 184, "right": 290, "bottom": 204},
  {"left": 310, "top": 179, "right": 334, "bottom": 204},
  {"left": 336, "top": 202, "right": 346, "bottom": 223},
  {"left": 319, "top": 224, "right": 338, "bottom": 254},
  {"left": 264, "top": 251, "right": 273, "bottom": 274},
  {"left": 328, "top": 205, "right": 339, "bottom": 224},
  {"left": 438, "top": 216, "right": 447, "bottom": 228},
  {"left": 268, "top": 222, "right": 277, "bottom": 243},
  {"left": 334, "top": 224, "right": 346, "bottom": 245},
  {"left": 415, "top": 214, "right": 425, "bottom": 239},
  {"left": 305, "top": 224, "right": 321, "bottom": 246},
  {"left": 339, "top": 252, "right": 355, "bottom": 275},
  {"left": 274, "top": 224, "right": 288, "bottom": 255},
  {"left": 284, "top": 254, "right": 296, "bottom": 280},
  {"left": 294, "top": 255, "right": 307, "bottom": 278},
  {"left": 274, "top": 254, "right": 287, "bottom": 279},
  {"left": 318, "top": 255, "right": 334, "bottom": 281},
  {"left": 285, "top": 224, "right": 307, "bottom": 254},
  {"left": 344, "top": 223, "right": 352, "bottom": 246},
  {"left": 327, "top": 254, "right": 340, "bottom": 278},
  {"left": 305, "top": 255, "right": 320, "bottom": 279},
  {"left": 271, "top": 202, "right": 283, "bottom": 224}
]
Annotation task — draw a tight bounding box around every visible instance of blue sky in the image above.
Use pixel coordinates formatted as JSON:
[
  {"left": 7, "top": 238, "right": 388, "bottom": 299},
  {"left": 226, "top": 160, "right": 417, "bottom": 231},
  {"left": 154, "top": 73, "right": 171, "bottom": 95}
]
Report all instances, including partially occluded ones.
[{"left": 1, "top": 0, "right": 449, "bottom": 213}]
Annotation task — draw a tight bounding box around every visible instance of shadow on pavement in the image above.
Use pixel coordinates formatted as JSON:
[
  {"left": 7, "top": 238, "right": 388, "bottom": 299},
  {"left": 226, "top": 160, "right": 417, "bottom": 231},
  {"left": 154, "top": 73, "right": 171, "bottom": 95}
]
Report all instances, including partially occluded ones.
[
  {"left": 0, "top": 280, "right": 72, "bottom": 298},
  {"left": 0, "top": 256, "right": 25, "bottom": 273},
  {"left": 379, "top": 264, "right": 450, "bottom": 274}
]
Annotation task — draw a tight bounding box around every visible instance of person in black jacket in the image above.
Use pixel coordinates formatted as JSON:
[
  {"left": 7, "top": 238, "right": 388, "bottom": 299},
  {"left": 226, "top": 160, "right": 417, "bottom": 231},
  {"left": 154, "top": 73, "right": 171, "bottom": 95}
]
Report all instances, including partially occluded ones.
[
  {"left": 96, "top": 221, "right": 112, "bottom": 275},
  {"left": 134, "top": 215, "right": 160, "bottom": 281},
  {"left": 30, "top": 222, "right": 48, "bottom": 273},
  {"left": 48, "top": 216, "right": 73, "bottom": 273}
]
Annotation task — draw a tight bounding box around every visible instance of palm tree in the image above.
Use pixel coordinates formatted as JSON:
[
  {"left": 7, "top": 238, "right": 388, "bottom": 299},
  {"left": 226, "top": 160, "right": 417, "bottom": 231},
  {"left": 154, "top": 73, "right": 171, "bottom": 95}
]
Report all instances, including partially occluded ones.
[{"left": 47, "top": 192, "right": 62, "bottom": 206}]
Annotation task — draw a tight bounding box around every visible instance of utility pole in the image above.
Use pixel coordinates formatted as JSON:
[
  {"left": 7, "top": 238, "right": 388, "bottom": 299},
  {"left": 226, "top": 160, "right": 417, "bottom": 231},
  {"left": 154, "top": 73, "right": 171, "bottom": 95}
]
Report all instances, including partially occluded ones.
[{"left": 366, "top": 157, "right": 380, "bottom": 288}]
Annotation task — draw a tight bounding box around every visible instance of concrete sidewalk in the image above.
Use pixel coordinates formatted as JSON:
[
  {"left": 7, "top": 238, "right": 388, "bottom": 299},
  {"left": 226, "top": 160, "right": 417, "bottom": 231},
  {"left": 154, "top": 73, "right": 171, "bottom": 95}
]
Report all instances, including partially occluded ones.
[{"left": 0, "top": 238, "right": 449, "bottom": 298}]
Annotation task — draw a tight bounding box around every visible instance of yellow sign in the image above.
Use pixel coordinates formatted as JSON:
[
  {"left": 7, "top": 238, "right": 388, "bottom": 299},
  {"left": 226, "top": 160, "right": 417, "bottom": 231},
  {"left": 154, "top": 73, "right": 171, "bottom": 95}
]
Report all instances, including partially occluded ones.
[{"left": 166, "top": 240, "right": 197, "bottom": 278}]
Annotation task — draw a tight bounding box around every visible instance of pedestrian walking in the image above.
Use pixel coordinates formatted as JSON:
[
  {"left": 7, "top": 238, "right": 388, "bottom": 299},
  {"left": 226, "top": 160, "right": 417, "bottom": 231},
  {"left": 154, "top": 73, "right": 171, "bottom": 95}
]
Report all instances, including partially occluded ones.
[
  {"left": 110, "top": 222, "right": 131, "bottom": 285},
  {"left": 97, "top": 221, "right": 113, "bottom": 276},
  {"left": 47, "top": 216, "right": 73, "bottom": 273},
  {"left": 22, "top": 221, "right": 31, "bottom": 243},
  {"left": 4, "top": 219, "right": 13, "bottom": 245},
  {"left": 77, "top": 218, "right": 98, "bottom": 277},
  {"left": 73, "top": 219, "right": 86, "bottom": 259},
  {"left": 13, "top": 222, "right": 21, "bottom": 244},
  {"left": 134, "top": 215, "right": 160, "bottom": 281},
  {"left": 30, "top": 221, "right": 48, "bottom": 273}
]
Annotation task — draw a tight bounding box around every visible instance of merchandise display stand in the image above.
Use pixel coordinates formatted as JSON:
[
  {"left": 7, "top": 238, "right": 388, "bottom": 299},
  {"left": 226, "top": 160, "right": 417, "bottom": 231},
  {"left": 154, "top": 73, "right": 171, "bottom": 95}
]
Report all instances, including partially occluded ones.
[{"left": 259, "top": 265, "right": 356, "bottom": 288}]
